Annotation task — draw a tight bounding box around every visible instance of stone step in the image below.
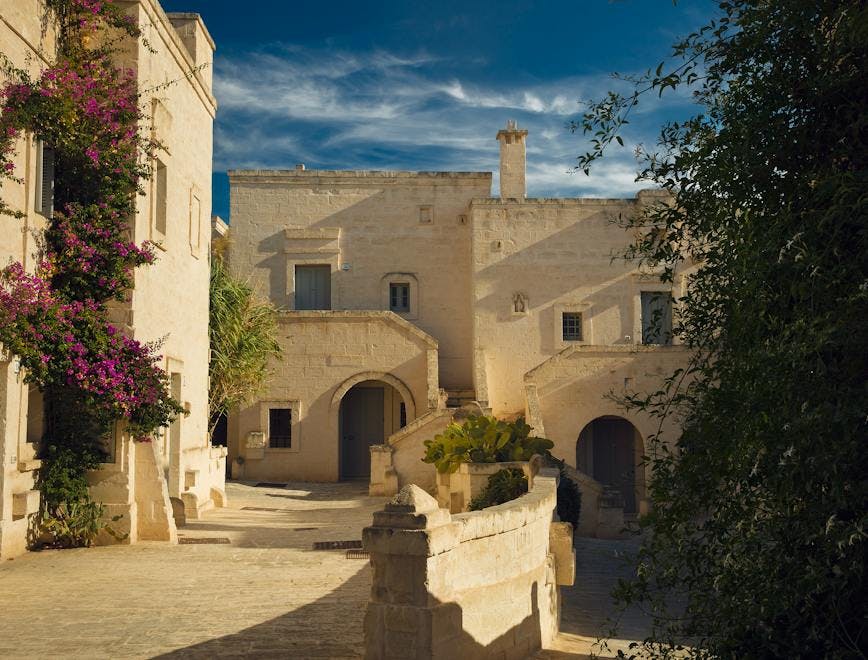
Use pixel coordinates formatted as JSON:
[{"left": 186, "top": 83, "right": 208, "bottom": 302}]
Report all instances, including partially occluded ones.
[{"left": 444, "top": 389, "right": 477, "bottom": 408}]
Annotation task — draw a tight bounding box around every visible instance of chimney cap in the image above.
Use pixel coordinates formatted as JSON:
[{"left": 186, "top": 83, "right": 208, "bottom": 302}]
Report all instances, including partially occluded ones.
[{"left": 496, "top": 120, "right": 528, "bottom": 141}]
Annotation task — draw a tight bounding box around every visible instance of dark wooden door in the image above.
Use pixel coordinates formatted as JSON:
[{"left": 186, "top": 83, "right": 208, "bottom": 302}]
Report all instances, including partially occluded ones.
[
  {"left": 592, "top": 418, "right": 637, "bottom": 514},
  {"left": 340, "top": 387, "right": 384, "bottom": 479}
]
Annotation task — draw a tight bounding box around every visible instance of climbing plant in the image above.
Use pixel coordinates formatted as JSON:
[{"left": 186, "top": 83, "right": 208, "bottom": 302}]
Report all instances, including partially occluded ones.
[{"left": 0, "top": 0, "right": 184, "bottom": 546}]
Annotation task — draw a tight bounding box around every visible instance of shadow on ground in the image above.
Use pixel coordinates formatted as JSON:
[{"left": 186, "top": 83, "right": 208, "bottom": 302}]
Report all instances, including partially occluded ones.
[{"left": 156, "top": 565, "right": 371, "bottom": 659}]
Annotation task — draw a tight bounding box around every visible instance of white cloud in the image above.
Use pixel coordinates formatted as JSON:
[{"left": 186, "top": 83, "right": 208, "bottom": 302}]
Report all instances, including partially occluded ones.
[{"left": 212, "top": 44, "right": 692, "bottom": 198}]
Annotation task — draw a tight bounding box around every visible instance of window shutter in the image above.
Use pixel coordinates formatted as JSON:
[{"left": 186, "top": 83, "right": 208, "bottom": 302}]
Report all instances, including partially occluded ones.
[{"left": 37, "top": 143, "right": 55, "bottom": 217}]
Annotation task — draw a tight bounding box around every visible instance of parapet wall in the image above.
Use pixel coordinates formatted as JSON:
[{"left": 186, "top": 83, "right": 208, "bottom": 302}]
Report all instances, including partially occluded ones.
[{"left": 363, "top": 469, "right": 574, "bottom": 659}]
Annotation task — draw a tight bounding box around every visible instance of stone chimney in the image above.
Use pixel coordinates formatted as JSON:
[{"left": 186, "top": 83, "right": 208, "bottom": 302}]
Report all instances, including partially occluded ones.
[{"left": 496, "top": 119, "right": 528, "bottom": 199}]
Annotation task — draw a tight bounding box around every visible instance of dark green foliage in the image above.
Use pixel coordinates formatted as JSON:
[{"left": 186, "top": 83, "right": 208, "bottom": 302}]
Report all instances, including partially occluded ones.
[
  {"left": 422, "top": 415, "right": 553, "bottom": 474},
  {"left": 555, "top": 465, "right": 581, "bottom": 529},
  {"left": 578, "top": 1, "right": 867, "bottom": 657},
  {"left": 468, "top": 468, "right": 528, "bottom": 511},
  {"left": 35, "top": 387, "right": 110, "bottom": 548}
]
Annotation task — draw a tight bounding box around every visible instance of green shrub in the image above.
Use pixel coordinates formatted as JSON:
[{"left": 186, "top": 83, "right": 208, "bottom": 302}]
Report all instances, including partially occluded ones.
[
  {"left": 468, "top": 468, "right": 528, "bottom": 511},
  {"left": 555, "top": 465, "right": 582, "bottom": 528},
  {"left": 422, "top": 415, "right": 553, "bottom": 474}
]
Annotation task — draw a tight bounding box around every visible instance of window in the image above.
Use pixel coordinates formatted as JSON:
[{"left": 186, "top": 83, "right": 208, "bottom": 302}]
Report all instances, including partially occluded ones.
[
  {"left": 189, "top": 194, "right": 201, "bottom": 253},
  {"left": 641, "top": 291, "right": 673, "bottom": 345},
  {"left": 35, "top": 140, "right": 55, "bottom": 218},
  {"left": 389, "top": 282, "right": 410, "bottom": 313},
  {"left": 268, "top": 408, "right": 292, "bottom": 448},
  {"left": 562, "top": 312, "right": 583, "bottom": 341},
  {"left": 154, "top": 159, "right": 167, "bottom": 237},
  {"left": 399, "top": 402, "right": 407, "bottom": 429},
  {"left": 294, "top": 265, "right": 331, "bottom": 309}
]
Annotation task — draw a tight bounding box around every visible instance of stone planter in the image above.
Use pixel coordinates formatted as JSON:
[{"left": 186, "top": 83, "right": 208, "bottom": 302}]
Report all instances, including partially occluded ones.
[{"left": 437, "top": 454, "right": 543, "bottom": 513}]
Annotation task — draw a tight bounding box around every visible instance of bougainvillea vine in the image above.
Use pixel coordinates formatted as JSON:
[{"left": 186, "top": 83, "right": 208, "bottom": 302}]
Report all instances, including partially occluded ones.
[{"left": 0, "top": 0, "right": 184, "bottom": 545}]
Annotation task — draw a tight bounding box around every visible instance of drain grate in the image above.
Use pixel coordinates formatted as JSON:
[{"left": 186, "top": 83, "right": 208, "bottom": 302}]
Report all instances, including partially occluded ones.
[
  {"left": 241, "top": 506, "right": 284, "bottom": 512},
  {"left": 346, "top": 549, "right": 370, "bottom": 559},
  {"left": 294, "top": 527, "right": 318, "bottom": 531},
  {"left": 313, "top": 540, "right": 363, "bottom": 550},
  {"left": 254, "top": 482, "right": 287, "bottom": 488},
  {"left": 179, "top": 537, "right": 231, "bottom": 545}
]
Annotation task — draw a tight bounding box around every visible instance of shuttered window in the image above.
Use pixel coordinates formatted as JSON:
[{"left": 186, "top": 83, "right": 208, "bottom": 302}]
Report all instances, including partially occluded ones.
[
  {"left": 389, "top": 282, "right": 410, "bottom": 312},
  {"left": 35, "top": 141, "right": 55, "bottom": 218},
  {"left": 155, "top": 159, "right": 167, "bottom": 236},
  {"left": 641, "top": 292, "right": 673, "bottom": 345},
  {"left": 268, "top": 408, "right": 292, "bottom": 448},
  {"left": 294, "top": 265, "right": 331, "bottom": 310}
]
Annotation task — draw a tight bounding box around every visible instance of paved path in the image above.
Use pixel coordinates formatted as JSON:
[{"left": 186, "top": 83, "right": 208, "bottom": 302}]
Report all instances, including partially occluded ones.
[
  {"left": 0, "top": 482, "right": 387, "bottom": 659},
  {"left": 537, "top": 536, "right": 652, "bottom": 659},
  {"left": 0, "top": 482, "right": 649, "bottom": 659}
]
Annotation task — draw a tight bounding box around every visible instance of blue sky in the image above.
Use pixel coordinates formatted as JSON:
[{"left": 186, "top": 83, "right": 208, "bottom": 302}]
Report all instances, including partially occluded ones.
[{"left": 159, "top": 1, "right": 716, "bottom": 219}]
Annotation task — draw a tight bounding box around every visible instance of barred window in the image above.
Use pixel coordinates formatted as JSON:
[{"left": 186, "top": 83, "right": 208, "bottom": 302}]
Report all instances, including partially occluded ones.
[
  {"left": 562, "top": 312, "right": 583, "bottom": 341},
  {"left": 268, "top": 408, "right": 292, "bottom": 448}
]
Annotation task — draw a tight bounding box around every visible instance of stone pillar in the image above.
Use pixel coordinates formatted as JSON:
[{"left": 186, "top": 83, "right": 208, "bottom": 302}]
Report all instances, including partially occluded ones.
[
  {"left": 363, "top": 485, "right": 455, "bottom": 659},
  {"left": 369, "top": 444, "right": 399, "bottom": 496},
  {"left": 496, "top": 120, "right": 528, "bottom": 199}
]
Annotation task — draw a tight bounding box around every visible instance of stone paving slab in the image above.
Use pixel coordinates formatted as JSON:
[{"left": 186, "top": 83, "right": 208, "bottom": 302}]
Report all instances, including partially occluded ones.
[
  {"left": 1, "top": 482, "right": 651, "bottom": 659},
  {"left": 0, "top": 482, "right": 386, "bottom": 659}
]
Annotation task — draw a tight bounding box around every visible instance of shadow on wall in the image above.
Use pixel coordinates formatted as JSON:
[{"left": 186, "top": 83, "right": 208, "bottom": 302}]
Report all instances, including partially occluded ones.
[{"left": 365, "top": 582, "right": 549, "bottom": 660}]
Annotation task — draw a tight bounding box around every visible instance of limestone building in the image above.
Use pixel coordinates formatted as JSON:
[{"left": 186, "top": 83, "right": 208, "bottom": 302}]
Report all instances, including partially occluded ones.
[
  {"left": 0, "top": 0, "right": 225, "bottom": 558},
  {"left": 228, "top": 121, "right": 689, "bottom": 529}
]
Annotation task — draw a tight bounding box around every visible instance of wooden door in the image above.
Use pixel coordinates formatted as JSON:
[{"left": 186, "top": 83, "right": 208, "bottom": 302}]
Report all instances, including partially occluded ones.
[
  {"left": 592, "top": 418, "right": 638, "bottom": 514},
  {"left": 340, "top": 387, "right": 384, "bottom": 479}
]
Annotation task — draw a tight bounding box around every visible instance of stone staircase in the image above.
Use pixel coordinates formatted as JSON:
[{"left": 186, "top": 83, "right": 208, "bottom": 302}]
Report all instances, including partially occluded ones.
[{"left": 444, "top": 388, "right": 477, "bottom": 408}]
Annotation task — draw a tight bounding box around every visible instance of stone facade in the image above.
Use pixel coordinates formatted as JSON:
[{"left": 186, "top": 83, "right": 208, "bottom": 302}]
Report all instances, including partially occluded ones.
[
  {"left": 0, "top": 0, "right": 223, "bottom": 558},
  {"left": 228, "top": 121, "right": 689, "bottom": 530}
]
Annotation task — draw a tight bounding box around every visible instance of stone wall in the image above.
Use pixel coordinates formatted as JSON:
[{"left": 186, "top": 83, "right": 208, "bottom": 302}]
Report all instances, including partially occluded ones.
[
  {"left": 105, "top": 1, "right": 224, "bottom": 525},
  {"left": 0, "top": 0, "right": 57, "bottom": 559},
  {"left": 369, "top": 408, "right": 456, "bottom": 496},
  {"left": 0, "top": 0, "right": 222, "bottom": 556},
  {"left": 363, "top": 471, "right": 575, "bottom": 659},
  {"left": 231, "top": 311, "right": 439, "bottom": 482},
  {"left": 470, "top": 194, "right": 688, "bottom": 418},
  {"left": 227, "top": 169, "right": 492, "bottom": 389}
]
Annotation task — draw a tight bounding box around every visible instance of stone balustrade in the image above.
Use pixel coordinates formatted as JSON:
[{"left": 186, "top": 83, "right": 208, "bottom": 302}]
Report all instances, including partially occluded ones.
[{"left": 363, "top": 468, "right": 574, "bottom": 659}]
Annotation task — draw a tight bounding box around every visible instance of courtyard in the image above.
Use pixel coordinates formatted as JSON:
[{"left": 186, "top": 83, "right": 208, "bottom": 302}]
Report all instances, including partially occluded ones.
[{"left": 0, "top": 482, "right": 648, "bottom": 659}]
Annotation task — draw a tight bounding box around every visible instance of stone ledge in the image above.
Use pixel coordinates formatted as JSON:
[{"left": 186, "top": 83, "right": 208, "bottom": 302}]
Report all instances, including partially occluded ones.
[
  {"left": 471, "top": 196, "right": 640, "bottom": 207},
  {"left": 228, "top": 169, "right": 492, "bottom": 183},
  {"left": 277, "top": 310, "right": 439, "bottom": 349},
  {"left": 524, "top": 343, "right": 690, "bottom": 384},
  {"left": 17, "top": 459, "right": 42, "bottom": 473}
]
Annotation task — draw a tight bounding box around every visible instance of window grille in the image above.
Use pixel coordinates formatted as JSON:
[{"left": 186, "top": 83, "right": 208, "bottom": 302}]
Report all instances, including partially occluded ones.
[
  {"left": 269, "top": 408, "right": 292, "bottom": 448},
  {"left": 562, "top": 312, "right": 583, "bottom": 341}
]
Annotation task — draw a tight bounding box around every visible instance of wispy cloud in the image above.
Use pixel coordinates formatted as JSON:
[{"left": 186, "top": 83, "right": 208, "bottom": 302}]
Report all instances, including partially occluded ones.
[{"left": 213, "top": 44, "right": 694, "bottom": 200}]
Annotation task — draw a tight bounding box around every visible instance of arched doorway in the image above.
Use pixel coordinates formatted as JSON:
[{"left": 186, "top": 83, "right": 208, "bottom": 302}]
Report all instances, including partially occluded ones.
[
  {"left": 576, "top": 416, "right": 644, "bottom": 514},
  {"left": 338, "top": 379, "right": 407, "bottom": 480}
]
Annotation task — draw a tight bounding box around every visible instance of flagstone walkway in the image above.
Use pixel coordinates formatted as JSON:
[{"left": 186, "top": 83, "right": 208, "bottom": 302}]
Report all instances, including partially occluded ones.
[{"left": 0, "top": 481, "right": 648, "bottom": 659}]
